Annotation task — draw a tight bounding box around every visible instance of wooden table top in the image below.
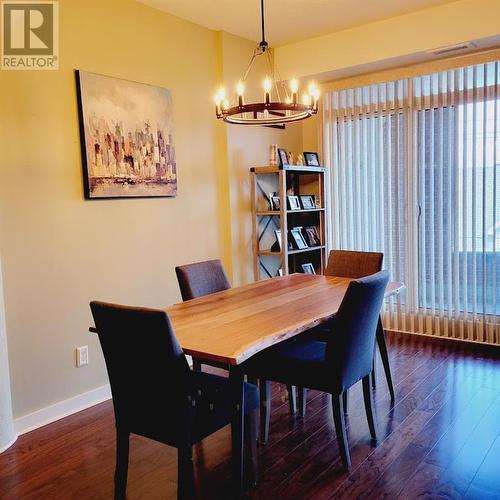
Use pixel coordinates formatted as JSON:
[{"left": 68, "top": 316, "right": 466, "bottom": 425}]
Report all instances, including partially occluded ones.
[{"left": 165, "top": 274, "right": 404, "bottom": 366}]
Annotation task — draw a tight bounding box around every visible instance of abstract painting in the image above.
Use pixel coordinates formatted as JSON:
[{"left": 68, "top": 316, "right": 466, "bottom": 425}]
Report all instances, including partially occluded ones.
[{"left": 76, "top": 71, "right": 177, "bottom": 199}]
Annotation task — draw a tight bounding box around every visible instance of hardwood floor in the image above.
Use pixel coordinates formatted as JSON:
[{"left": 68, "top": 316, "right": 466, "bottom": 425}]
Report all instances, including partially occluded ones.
[{"left": 1, "top": 332, "right": 500, "bottom": 499}]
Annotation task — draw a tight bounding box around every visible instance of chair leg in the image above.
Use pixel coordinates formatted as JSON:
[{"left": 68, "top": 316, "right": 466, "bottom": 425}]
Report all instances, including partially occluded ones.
[
  {"left": 331, "top": 393, "right": 351, "bottom": 469},
  {"left": 192, "top": 358, "right": 202, "bottom": 372},
  {"left": 287, "top": 385, "right": 297, "bottom": 414},
  {"left": 372, "top": 354, "right": 376, "bottom": 389},
  {"left": 297, "top": 387, "right": 307, "bottom": 417},
  {"left": 342, "top": 390, "right": 348, "bottom": 414},
  {"left": 245, "top": 409, "right": 259, "bottom": 487},
  {"left": 376, "top": 317, "right": 395, "bottom": 401},
  {"left": 114, "top": 430, "right": 130, "bottom": 500},
  {"left": 177, "top": 446, "right": 195, "bottom": 500},
  {"left": 260, "top": 380, "right": 271, "bottom": 443},
  {"left": 362, "top": 374, "right": 377, "bottom": 441}
]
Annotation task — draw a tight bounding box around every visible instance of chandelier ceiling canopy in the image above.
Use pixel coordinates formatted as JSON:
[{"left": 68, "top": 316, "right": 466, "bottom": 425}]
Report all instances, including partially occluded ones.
[{"left": 214, "top": 0, "right": 319, "bottom": 127}]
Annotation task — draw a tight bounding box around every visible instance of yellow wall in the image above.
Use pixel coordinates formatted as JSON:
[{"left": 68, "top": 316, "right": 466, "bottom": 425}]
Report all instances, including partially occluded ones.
[
  {"left": 276, "top": 0, "right": 500, "bottom": 80},
  {"left": 0, "top": 0, "right": 301, "bottom": 419}
]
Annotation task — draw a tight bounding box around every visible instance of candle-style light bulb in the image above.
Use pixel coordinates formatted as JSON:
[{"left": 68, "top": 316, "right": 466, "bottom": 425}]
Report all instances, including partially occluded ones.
[
  {"left": 236, "top": 80, "right": 245, "bottom": 107},
  {"left": 214, "top": 87, "right": 225, "bottom": 117},
  {"left": 290, "top": 78, "right": 299, "bottom": 105},
  {"left": 309, "top": 82, "right": 319, "bottom": 98},
  {"left": 263, "top": 77, "right": 272, "bottom": 93},
  {"left": 263, "top": 77, "right": 272, "bottom": 104},
  {"left": 308, "top": 82, "right": 320, "bottom": 111}
]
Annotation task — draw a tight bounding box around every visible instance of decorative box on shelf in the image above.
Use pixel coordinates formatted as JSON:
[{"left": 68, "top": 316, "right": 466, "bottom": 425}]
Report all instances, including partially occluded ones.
[{"left": 250, "top": 164, "right": 328, "bottom": 280}]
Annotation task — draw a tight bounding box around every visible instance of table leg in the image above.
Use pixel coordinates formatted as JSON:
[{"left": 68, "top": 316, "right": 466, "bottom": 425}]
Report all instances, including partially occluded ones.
[{"left": 229, "top": 365, "right": 245, "bottom": 497}]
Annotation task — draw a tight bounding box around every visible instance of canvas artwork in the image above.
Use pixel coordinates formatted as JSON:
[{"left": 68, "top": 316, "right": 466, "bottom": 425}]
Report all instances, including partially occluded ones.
[{"left": 76, "top": 71, "right": 177, "bottom": 198}]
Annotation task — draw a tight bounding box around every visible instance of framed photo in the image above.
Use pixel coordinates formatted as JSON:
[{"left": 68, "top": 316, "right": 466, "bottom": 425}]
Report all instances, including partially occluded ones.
[
  {"left": 300, "top": 195, "right": 316, "bottom": 210},
  {"left": 304, "top": 225, "right": 321, "bottom": 246},
  {"left": 274, "top": 229, "right": 282, "bottom": 250},
  {"left": 271, "top": 195, "right": 281, "bottom": 211},
  {"left": 278, "top": 148, "right": 289, "bottom": 167},
  {"left": 314, "top": 195, "right": 321, "bottom": 209},
  {"left": 301, "top": 263, "right": 316, "bottom": 275},
  {"left": 76, "top": 70, "right": 177, "bottom": 199},
  {"left": 290, "top": 228, "right": 309, "bottom": 250},
  {"left": 287, "top": 195, "right": 301, "bottom": 210},
  {"left": 303, "top": 151, "right": 320, "bottom": 167},
  {"left": 274, "top": 229, "right": 292, "bottom": 251}
]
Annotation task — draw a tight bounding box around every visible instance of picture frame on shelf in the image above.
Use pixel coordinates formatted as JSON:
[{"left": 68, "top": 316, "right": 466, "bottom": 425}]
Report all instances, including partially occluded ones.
[
  {"left": 290, "top": 227, "right": 309, "bottom": 250},
  {"left": 277, "top": 148, "right": 289, "bottom": 167},
  {"left": 300, "top": 195, "right": 316, "bottom": 210},
  {"left": 314, "top": 195, "right": 321, "bottom": 209},
  {"left": 287, "top": 195, "right": 301, "bottom": 210},
  {"left": 301, "top": 263, "right": 316, "bottom": 274},
  {"left": 274, "top": 229, "right": 293, "bottom": 251},
  {"left": 274, "top": 229, "right": 282, "bottom": 250},
  {"left": 303, "top": 225, "right": 321, "bottom": 246},
  {"left": 303, "top": 151, "right": 320, "bottom": 167},
  {"left": 271, "top": 195, "right": 280, "bottom": 211}
]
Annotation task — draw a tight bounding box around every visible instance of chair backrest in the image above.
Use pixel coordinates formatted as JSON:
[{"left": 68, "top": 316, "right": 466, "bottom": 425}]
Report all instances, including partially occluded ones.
[
  {"left": 326, "top": 270, "right": 389, "bottom": 393},
  {"left": 90, "top": 301, "right": 191, "bottom": 439},
  {"left": 325, "top": 250, "right": 383, "bottom": 279},
  {"left": 175, "top": 259, "right": 230, "bottom": 301}
]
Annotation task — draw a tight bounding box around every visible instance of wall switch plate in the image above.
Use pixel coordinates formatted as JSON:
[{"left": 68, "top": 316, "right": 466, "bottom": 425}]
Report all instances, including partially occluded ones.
[{"left": 76, "top": 346, "right": 89, "bottom": 367}]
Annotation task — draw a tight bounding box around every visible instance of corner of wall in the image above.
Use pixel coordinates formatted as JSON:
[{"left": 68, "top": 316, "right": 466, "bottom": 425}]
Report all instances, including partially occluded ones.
[
  {"left": 0, "top": 258, "right": 17, "bottom": 453},
  {"left": 213, "top": 31, "right": 235, "bottom": 282}
]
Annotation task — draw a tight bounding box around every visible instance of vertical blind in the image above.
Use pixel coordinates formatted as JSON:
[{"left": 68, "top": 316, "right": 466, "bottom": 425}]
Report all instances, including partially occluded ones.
[{"left": 323, "top": 61, "right": 500, "bottom": 345}]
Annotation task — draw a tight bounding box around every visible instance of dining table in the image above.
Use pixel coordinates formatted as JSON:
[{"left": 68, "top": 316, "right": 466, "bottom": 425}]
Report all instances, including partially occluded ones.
[
  {"left": 91, "top": 273, "right": 404, "bottom": 496},
  {"left": 166, "top": 273, "right": 403, "bottom": 494}
]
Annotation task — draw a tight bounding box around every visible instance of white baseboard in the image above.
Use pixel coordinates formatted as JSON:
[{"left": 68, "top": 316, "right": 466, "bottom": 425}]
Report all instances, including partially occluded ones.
[
  {"left": 14, "top": 384, "right": 112, "bottom": 436},
  {"left": 0, "top": 434, "right": 18, "bottom": 454},
  {"left": 12, "top": 358, "right": 194, "bottom": 437}
]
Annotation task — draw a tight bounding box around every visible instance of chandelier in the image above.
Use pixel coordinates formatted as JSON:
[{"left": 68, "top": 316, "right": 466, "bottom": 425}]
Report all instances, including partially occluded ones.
[{"left": 214, "top": 0, "right": 319, "bottom": 126}]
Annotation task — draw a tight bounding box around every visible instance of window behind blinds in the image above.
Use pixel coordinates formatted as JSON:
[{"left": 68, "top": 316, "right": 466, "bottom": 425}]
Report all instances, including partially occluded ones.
[{"left": 323, "top": 62, "right": 500, "bottom": 344}]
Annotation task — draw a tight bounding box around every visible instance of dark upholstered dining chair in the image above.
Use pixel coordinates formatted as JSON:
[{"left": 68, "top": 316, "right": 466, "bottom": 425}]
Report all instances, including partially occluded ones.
[
  {"left": 245, "top": 271, "right": 389, "bottom": 468},
  {"left": 175, "top": 259, "right": 231, "bottom": 371},
  {"left": 295, "top": 249, "right": 394, "bottom": 418},
  {"left": 90, "top": 301, "right": 259, "bottom": 500},
  {"left": 325, "top": 249, "right": 384, "bottom": 279},
  {"left": 175, "top": 259, "right": 231, "bottom": 302}
]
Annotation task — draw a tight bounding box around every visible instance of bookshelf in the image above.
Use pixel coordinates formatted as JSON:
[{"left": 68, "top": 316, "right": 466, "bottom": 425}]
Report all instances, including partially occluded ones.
[{"left": 250, "top": 164, "right": 328, "bottom": 280}]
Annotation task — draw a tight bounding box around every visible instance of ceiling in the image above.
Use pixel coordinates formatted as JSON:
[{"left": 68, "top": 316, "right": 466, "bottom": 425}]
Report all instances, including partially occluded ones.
[{"left": 138, "top": 0, "right": 460, "bottom": 46}]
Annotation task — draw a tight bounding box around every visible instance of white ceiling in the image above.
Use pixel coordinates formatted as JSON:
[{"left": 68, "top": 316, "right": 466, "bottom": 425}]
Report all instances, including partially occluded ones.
[{"left": 138, "top": 0, "right": 459, "bottom": 46}]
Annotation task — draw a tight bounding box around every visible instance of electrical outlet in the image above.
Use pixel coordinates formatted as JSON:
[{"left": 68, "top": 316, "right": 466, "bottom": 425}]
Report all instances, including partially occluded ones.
[{"left": 76, "top": 346, "right": 89, "bottom": 367}]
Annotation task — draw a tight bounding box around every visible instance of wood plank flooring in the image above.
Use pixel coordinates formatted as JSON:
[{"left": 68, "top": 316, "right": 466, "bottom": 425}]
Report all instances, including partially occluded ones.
[{"left": 1, "top": 332, "right": 499, "bottom": 499}]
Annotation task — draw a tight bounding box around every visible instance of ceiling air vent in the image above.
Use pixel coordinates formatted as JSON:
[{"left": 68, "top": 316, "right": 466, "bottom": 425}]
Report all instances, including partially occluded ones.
[{"left": 427, "top": 41, "right": 477, "bottom": 56}]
